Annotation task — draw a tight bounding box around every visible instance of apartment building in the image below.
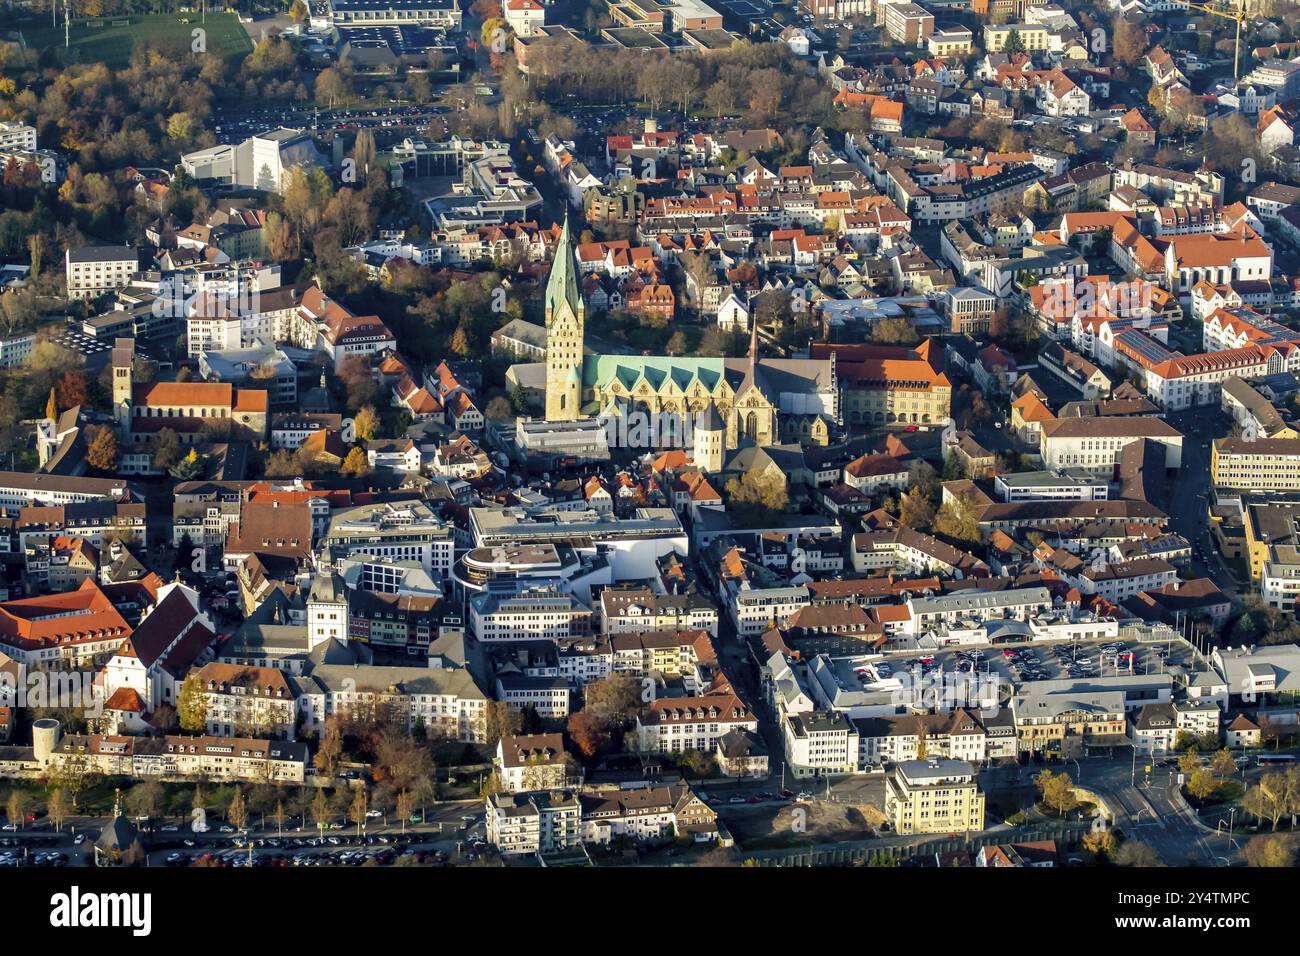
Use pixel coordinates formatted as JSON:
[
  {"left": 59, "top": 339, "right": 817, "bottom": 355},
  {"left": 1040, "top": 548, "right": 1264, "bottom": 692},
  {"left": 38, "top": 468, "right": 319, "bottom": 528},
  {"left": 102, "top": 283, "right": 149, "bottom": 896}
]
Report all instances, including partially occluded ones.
[
  {"left": 729, "top": 585, "right": 811, "bottom": 637},
  {"left": 16, "top": 501, "right": 147, "bottom": 553},
  {"left": 1011, "top": 689, "right": 1128, "bottom": 757},
  {"left": 470, "top": 580, "right": 590, "bottom": 642},
  {"left": 494, "top": 733, "right": 576, "bottom": 793},
  {"left": 1212, "top": 437, "right": 1300, "bottom": 490},
  {"left": 485, "top": 789, "right": 582, "bottom": 858},
  {"left": 901, "top": 587, "right": 1052, "bottom": 636},
  {"left": 324, "top": 501, "right": 455, "bottom": 580},
  {"left": 886, "top": 759, "right": 986, "bottom": 835},
  {"left": 636, "top": 693, "right": 757, "bottom": 755},
  {"left": 599, "top": 585, "right": 720, "bottom": 637},
  {"left": 1221, "top": 377, "right": 1297, "bottom": 440},
  {"left": 784, "top": 711, "right": 859, "bottom": 778},
  {"left": 1039, "top": 417, "right": 1183, "bottom": 473},
  {"left": 65, "top": 246, "right": 138, "bottom": 299},
  {"left": 0, "top": 121, "right": 36, "bottom": 151},
  {"left": 1075, "top": 558, "right": 1180, "bottom": 603},
  {"left": 983, "top": 23, "right": 1050, "bottom": 52},
  {"left": 883, "top": 1, "right": 934, "bottom": 46},
  {"left": 193, "top": 661, "right": 297, "bottom": 739},
  {"left": 46, "top": 732, "right": 308, "bottom": 783},
  {"left": 297, "top": 663, "right": 487, "bottom": 741},
  {"left": 850, "top": 525, "right": 991, "bottom": 578}
]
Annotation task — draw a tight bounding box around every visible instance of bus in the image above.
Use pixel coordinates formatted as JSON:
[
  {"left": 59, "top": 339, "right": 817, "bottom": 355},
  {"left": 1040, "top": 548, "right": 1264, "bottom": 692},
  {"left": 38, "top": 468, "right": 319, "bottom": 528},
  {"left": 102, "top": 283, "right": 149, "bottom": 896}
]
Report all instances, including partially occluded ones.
[{"left": 1257, "top": 754, "right": 1296, "bottom": 765}]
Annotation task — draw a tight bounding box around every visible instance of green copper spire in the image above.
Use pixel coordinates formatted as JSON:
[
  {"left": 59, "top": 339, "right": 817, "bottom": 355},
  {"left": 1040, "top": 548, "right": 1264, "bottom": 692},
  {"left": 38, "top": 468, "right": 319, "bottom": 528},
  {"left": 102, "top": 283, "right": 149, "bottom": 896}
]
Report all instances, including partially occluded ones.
[{"left": 545, "top": 210, "right": 582, "bottom": 325}]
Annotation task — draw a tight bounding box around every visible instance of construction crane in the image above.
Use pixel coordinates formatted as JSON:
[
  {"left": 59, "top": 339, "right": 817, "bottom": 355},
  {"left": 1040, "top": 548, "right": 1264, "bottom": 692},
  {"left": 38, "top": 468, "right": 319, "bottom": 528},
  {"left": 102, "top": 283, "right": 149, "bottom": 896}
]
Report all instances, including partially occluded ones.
[{"left": 1170, "top": 0, "right": 1249, "bottom": 81}]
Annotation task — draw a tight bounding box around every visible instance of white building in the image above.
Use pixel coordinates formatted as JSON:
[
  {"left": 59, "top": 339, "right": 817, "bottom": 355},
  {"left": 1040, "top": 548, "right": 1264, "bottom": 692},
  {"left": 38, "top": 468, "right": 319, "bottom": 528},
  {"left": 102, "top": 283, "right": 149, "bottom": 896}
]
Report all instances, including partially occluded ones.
[{"left": 66, "top": 246, "right": 137, "bottom": 300}]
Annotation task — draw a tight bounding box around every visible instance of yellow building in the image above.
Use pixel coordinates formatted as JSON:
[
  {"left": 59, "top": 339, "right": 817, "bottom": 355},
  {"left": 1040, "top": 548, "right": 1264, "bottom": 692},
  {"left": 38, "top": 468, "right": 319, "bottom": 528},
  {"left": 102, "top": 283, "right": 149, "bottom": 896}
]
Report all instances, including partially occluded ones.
[
  {"left": 886, "top": 759, "right": 986, "bottom": 835},
  {"left": 1212, "top": 437, "right": 1300, "bottom": 492},
  {"left": 928, "top": 28, "right": 974, "bottom": 57},
  {"left": 983, "top": 23, "right": 1050, "bottom": 52},
  {"left": 812, "top": 341, "right": 951, "bottom": 427}
]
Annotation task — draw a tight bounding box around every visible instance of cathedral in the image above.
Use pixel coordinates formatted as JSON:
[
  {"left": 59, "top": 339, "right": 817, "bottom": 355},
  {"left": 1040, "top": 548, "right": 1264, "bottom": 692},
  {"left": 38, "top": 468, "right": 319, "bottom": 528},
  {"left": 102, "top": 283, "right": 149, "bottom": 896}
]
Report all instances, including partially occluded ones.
[{"left": 514, "top": 214, "right": 839, "bottom": 455}]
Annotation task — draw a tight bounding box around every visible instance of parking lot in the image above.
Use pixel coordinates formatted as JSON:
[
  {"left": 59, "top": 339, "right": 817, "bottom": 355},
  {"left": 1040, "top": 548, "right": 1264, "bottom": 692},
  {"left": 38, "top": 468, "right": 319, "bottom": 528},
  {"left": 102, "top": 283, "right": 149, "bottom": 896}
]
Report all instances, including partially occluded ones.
[
  {"left": 210, "top": 104, "right": 451, "bottom": 145},
  {"left": 866, "top": 635, "right": 1204, "bottom": 691},
  {"left": 158, "top": 831, "right": 457, "bottom": 868}
]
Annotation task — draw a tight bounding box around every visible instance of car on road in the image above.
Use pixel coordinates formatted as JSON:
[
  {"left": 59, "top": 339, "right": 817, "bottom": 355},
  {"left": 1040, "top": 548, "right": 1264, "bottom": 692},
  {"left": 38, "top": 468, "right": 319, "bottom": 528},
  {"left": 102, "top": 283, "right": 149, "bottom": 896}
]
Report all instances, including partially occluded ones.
[{"left": 728, "top": 795, "right": 746, "bottom": 804}]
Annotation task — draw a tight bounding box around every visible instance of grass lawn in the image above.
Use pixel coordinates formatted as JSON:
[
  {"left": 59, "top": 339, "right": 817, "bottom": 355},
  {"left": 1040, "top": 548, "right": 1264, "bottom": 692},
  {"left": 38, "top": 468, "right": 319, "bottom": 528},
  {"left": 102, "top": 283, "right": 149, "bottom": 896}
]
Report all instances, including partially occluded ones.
[{"left": 16, "top": 12, "right": 252, "bottom": 68}]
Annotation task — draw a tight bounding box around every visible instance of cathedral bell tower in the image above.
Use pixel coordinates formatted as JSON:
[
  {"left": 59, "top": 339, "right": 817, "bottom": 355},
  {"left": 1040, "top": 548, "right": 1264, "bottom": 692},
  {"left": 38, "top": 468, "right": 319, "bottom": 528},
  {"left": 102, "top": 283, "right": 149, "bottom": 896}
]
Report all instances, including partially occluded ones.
[{"left": 544, "top": 213, "right": 585, "bottom": 422}]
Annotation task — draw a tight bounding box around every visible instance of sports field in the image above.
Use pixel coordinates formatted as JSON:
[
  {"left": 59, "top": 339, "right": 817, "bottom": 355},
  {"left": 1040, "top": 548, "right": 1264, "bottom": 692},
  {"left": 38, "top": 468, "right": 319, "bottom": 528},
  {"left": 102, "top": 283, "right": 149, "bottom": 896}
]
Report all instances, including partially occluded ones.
[{"left": 17, "top": 12, "right": 253, "bottom": 68}]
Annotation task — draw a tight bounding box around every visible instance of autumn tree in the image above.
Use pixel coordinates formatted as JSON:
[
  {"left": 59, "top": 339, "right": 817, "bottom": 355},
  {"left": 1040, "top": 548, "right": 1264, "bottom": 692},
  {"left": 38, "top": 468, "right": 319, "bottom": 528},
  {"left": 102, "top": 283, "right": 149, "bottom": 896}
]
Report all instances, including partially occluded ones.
[
  {"left": 228, "top": 787, "right": 248, "bottom": 831},
  {"left": 933, "top": 493, "right": 981, "bottom": 543},
  {"left": 1244, "top": 834, "right": 1296, "bottom": 868},
  {"left": 315, "top": 717, "right": 345, "bottom": 777},
  {"left": 1210, "top": 748, "right": 1238, "bottom": 777},
  {"left": 311, "top": 787, "right": 330, "bottom": 836},
  {"left": 338, "top": 355, "right": 378, "bottom": 411},
  {"left": 583, "top": 674, "right": 641, "bottom": 726},
  {"left": 341, "top": 447, "right": 371, "bottom": 477},
  {"left": 125, "top": 779, "right": 164, "bottom": 821},
  {"left": 373, "top": 727, "right": 434, "bottom": 795},
  {"left": 5, "top": 791, "right": 25, "bottom": 828},
  {"left": 349, "top": 787, "right": 368, "bottom": 838},
  {"left": 483, "top": 701, "right": 522, "bottom": 749},
  {"left": 396, "top": 789, "right": 414, "bottom": 833},
  {"left": 264, "top": 449, "right": 299, "bottom": 477},
  {"left": 871, "top": 315, "right": 920, "bottom": 346},
  {"left": 177, "top": 674, "right": 207, "bottom": 733},
  {"left": 56, "top": 371, "right": 89, "bottom": 411},
  {"left": 1114, "top": 841, "right": 1163, "bottom": 866},
  {"left": 1242, "top": 773, "right": 1291, "bottom": 830},
  {"left": 47, "top": 788, "right": 68, "bottom": 832},
  {"left": 151, "top": 427, "right": 181, "bottom": 471},
  {"left": 726, "top": 469, "right": 788, "bottom": 514},
  {"left": 1035, "top": 769, "right": 1078, "bottom": 817},
  {"left": 898, "top": 488, "right": 936, "bottom": 529},
  {"left": 353, "top": 405, "right": 379, "bottom": 442},
  {"left": 85, "top": 425, "right": 119, "bottom": 472},
  {"left": 1111, "top": 15, "right": 1147, "bottom": 67},
  {"left": 567, "top": 709, "right": 610, "bottom": 760},
  {"left": 1185, "top": 766, "right": 1217, "bottom": 802}
]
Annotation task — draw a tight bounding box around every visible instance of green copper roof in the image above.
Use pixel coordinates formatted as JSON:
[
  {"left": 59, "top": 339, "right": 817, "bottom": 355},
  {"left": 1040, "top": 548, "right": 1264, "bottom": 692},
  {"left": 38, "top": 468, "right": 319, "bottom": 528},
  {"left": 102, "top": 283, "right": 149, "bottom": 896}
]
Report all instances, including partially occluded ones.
[{"left": 545, "top": 213, "right": 582, "bottom": 324}]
